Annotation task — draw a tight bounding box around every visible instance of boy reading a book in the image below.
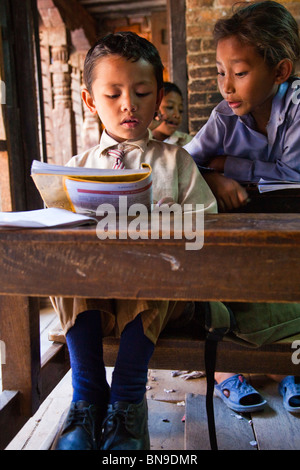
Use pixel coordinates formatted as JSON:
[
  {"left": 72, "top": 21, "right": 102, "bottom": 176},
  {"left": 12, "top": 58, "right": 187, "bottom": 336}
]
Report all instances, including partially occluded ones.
[{"left": 51, "top": 31, "right": 216, "bottom": 451}]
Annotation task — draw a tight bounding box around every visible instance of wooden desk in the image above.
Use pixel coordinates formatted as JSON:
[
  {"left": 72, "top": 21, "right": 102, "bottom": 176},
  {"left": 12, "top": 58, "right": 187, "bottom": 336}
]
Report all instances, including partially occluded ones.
[
  {"left": 0, "top": 213, "right": 299, "bottom": 301},
  {"left": 0, "top": 212, "right": 300, "bottom": 448}
]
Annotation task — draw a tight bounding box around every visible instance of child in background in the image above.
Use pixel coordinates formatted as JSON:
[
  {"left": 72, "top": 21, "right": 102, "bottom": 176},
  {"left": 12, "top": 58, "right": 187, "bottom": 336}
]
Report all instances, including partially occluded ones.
[
  {"left": 185, "top": 1, "right": 300, "bottom": 413},
  {"left": 151, "top": 81, "right": 196, "bottom": 330},
  {"left": 51, "top": 31, "right": 217, "bottom": 450},
  {"left": 151, "top": 81, "right": 193, "bottom": 147},
  {"left": 185, "top": 0, "right": 300, "bottom": 213}
]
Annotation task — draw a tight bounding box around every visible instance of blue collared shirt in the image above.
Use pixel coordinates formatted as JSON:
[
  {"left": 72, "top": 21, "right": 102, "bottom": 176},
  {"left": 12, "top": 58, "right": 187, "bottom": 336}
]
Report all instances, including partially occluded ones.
[{"left": 184, "top": 79, "right": 300, "bottom": 182}]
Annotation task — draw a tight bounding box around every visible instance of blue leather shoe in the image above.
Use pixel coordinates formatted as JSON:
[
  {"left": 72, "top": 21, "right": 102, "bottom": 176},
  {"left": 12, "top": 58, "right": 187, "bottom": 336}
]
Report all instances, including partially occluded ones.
[
  {"left": 52, "top": 401, "right": 105, "bottom": 450},
  {"left": 101, "top": 397, "right": 150, "bottom": 450}
]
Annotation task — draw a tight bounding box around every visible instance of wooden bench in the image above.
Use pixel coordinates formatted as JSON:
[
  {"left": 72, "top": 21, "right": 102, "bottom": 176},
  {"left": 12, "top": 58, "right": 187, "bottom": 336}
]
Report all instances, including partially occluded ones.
[
  {"left": 1, "top": 212, "right": 300, "bottom": 449},
  {"left": 48, "top": 319, "right": 300, "bottom": 375}
]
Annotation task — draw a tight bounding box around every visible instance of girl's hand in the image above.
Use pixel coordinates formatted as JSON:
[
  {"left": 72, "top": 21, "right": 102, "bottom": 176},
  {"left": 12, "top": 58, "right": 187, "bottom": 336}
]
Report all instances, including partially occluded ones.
[{"left": 203, "top": 172, "right": 249, "bottom": 212}]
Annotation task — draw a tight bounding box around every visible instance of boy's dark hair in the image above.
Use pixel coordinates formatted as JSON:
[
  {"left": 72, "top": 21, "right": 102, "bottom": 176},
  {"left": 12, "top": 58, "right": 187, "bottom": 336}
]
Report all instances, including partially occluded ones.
[
  {"left": 83, "top": 31, "right": 164, "bottom": 95},
  {"left": 163, "top": 81, "right": 183, "bottom": 98},
  {"left": 213, "top": 1, "right": 300, "bottom": 73}
]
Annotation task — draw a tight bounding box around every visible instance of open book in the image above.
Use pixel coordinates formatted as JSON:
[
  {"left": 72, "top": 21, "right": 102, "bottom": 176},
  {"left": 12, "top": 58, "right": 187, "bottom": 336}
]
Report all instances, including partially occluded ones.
[
  {"left": 258, "top": 178, "right": 300, "bottom": 193},
  {"left": 31, "top": 160, "right": 153, "bottom": 214}
]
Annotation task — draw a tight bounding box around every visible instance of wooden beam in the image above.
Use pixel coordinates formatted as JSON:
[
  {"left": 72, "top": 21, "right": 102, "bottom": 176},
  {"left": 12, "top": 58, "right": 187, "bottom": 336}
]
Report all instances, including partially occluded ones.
[
  {"left": 40, "top": 343, "right": 70, "bottom": 402},
  {"left": 1, "top": 0, "right": 43, "bottom": 211},
  {"left": 0, "top": 296, "right": 41, "bottom": 417},
  {"left": 0, "top": 391, "right": 26, "bottom": 450},
  {"left": 51, "top": 0, "right": 97, "bottom": 44},
  {"left": 102, "top": 333, "right": 300, "bottom": 375},
  {"left": 0, "top": 337, "right": 69, "bottom": 449},
  {"left": 78, "top": 0, "right": 166, "bottom": 16},
  {"left": 167, "top": 0, "right": 188, "bottom": 132}
]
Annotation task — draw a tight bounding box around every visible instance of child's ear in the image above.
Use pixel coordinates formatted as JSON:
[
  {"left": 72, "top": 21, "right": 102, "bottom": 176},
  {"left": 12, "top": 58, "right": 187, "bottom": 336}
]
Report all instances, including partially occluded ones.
[
  {"left": 82, "top": 88, "right": 98, "bottom": 114},
  {"left": 274, "top": 59, "right": 293, "bottom": 84}
]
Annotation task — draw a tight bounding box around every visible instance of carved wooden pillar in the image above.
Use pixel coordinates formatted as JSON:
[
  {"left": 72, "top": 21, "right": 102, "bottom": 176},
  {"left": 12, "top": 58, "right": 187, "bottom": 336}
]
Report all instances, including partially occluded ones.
[
  {"left": 37, "top": 0, "right": 97, "bottom": 164},
  {"left": 51, "top": 45, "right": 71, "bottom": 109},
  {"left": 50, "top": 43, "right": 76, "bottom": 165}
]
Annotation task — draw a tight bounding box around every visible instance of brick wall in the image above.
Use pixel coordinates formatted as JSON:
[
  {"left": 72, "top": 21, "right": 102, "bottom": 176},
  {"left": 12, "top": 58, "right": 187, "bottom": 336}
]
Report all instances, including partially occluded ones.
[{"left": 185, "top": 0, "right": 300, "bottom": 134}]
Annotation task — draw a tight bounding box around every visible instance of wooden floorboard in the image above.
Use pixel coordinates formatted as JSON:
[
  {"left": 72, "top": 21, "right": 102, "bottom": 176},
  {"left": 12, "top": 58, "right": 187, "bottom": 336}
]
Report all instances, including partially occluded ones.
[
  {"left": 7, "top": 367, "right": 300, "bottom": 451},
  {"left": 5, "top": 368, "right": 195, "bottom": 450},
  {"left": 5, "top": 372, "right": 72, "bottom": 450},
  {"left": 148, "top": 400, "right": 185, "bottom": 451},
  {"left": 185, "top": 375, "right": 300, "bottom": 451},
  {"left": 250, "top": 376, "right": 300, "bottom": 450},
  {"left": 5, "top": 308, "right": 300, "bottom": 451},
  {"left": 185, "top": 393, "right": 256, "bottom": 450}
]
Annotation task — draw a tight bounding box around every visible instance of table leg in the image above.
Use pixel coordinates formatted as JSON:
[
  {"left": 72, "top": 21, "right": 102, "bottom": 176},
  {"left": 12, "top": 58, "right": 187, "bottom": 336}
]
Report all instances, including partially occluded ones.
[{"left": 0, "top": 295, "right": 41, "bottom": 416}]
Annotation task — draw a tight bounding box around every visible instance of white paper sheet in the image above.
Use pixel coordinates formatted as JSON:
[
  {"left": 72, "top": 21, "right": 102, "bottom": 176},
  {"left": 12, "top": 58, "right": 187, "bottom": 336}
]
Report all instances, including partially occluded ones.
[{"left": 0, "top": 208, "right": 96, "bottom": 228}]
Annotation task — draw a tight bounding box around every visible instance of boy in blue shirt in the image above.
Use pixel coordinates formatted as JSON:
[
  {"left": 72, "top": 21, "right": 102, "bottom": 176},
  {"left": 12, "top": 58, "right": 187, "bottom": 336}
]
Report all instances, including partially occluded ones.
[
  {"left": 185, "top": 1, "right": 300, "bottom": 414},
  {"left": 185, "top": 0, "right": 300, "bottom": 212}
]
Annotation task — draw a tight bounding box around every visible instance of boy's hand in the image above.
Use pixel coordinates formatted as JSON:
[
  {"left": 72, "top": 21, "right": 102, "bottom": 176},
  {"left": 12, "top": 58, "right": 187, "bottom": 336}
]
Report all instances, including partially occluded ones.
[
  {"left": 207, "top": 156, "right": 227, "bottom": 173},
  {"left": 152, "top": 197, "right": 177, "bottom": 213},
  {"left": 155, "top": 196, "right": 176, "bottom": 207},
  {"left": 149, "top": 111, "right": 163, "bottom": 131},
  {"left": 203, "top": 172, "right": 249, "bottom": 212}
]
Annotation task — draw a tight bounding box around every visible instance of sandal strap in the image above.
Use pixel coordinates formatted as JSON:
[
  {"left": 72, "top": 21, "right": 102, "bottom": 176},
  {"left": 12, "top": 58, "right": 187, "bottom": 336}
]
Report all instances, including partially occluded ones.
[
  {"left": 279, "top": 375, "right": 300, "bottom": 397},
  {"left": 219, "top": 374, "right": 258, "bottom": 395},
  {"left": 216, "top": 374, "right": 262, "bottom": 402}
]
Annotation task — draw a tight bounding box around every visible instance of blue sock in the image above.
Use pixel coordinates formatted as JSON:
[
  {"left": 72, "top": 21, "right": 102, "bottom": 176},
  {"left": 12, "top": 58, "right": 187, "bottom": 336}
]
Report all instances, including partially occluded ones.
[
  {"left": 66, "top": 310, "right": 109, "bottom": 406},
  {"left": 110, "top": 314, "right": 154, "bottom": 404}
]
